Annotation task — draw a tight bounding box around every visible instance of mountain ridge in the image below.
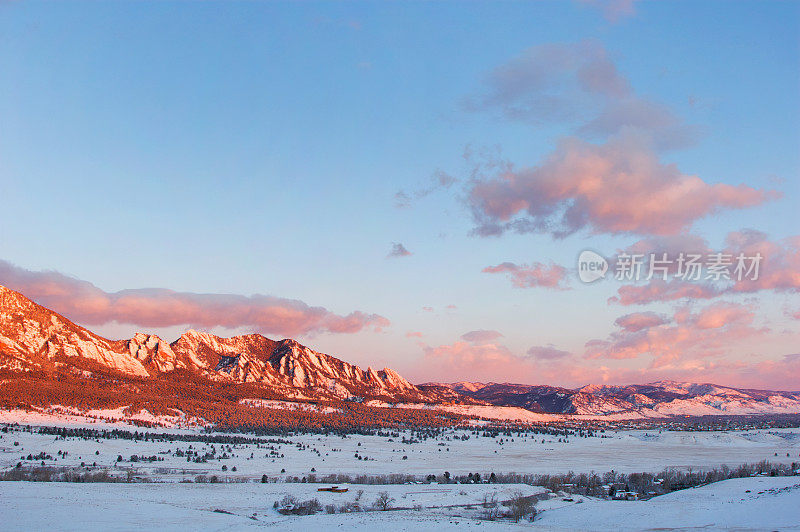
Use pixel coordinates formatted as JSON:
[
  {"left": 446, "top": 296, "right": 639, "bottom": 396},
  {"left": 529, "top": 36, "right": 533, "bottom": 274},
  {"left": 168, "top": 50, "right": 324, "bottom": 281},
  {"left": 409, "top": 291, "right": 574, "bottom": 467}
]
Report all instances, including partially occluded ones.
[
  {"left": 426, "top": 381, "right": 800, "bottom": 416},
  {"left": 2, "top": 284, "right": 799, "bottom": 421},
  {"left": 0, "top": 284, "right": 448, "bottom": 403}
]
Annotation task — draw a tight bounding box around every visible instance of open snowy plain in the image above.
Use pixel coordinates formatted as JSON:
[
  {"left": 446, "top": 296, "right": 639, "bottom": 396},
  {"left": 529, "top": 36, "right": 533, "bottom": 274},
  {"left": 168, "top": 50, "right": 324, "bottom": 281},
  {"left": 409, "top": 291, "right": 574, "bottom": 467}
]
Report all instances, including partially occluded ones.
[
  {"left": 1, "top": 418, "right": 799, "bottom": 530},
  {"left": 0, "top": 476, "right": 798, "bottom": 530},
  {"left": 1, "top": 421, "right": 798, "bottom": 478}
]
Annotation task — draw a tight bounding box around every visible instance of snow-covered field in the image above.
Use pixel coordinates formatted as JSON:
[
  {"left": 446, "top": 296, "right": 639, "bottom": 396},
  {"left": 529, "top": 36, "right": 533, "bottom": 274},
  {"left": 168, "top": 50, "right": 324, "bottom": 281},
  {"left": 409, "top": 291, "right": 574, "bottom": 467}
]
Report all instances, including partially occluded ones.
[
  {"left": 2, "top": 423, "right": 798, "bottom": 478},
  {"left": 2, "top": 419, "right": 799, "bottom": 530},
  {"left": 0, "top": 476, "right": 797, "bottom": 530}
]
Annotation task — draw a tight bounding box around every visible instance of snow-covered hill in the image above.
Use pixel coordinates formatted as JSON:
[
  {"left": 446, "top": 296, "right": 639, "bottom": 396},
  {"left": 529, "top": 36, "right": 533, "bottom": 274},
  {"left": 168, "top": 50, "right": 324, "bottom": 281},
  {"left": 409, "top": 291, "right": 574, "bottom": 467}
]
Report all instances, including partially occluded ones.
[{"left": 430, "top": 380, "right": 800, "bottom": 418}]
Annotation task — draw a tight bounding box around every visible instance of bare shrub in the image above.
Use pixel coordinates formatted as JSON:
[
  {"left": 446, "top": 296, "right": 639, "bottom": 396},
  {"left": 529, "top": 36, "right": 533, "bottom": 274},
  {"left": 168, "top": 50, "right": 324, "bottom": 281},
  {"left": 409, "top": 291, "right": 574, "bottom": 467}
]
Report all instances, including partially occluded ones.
[
  {"left": 482, "top": 492, "right": 497, "bottom": 508},
  {"left": 482, "top": 506, "right": 500, "bottom": 521},
  {"left": 275, "top": 494, "right": 298, "bottom": 508},
  {"left": 507, "top": 491, "right": 537, "bottom": 522},
  {"left": 338, "top": 501, "right": 361, "bottom": 513},
  {"left": 274, "top": 495, "right": 322, "bottom": 516}
]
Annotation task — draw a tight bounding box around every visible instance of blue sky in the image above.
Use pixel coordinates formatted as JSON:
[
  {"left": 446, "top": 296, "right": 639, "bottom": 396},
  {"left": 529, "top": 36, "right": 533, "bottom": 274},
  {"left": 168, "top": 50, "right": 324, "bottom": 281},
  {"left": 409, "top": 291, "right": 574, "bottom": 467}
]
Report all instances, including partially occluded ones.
[{"left": 1, "top": 1, "right": 798, "bottom": 387}]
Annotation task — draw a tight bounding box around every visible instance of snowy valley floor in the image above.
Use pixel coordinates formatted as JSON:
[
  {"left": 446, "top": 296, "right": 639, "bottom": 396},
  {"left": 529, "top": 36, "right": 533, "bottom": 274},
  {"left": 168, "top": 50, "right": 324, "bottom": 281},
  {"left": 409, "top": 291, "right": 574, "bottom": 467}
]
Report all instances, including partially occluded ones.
[
  {"left": 0, "top": 476, "right": 798, "bottom": 531},
  {"left": 1, "top": 423, "right": 799, "bottom": 530},
  {"left": 2, "top": 422, "right": 799, "bottom": 478}
]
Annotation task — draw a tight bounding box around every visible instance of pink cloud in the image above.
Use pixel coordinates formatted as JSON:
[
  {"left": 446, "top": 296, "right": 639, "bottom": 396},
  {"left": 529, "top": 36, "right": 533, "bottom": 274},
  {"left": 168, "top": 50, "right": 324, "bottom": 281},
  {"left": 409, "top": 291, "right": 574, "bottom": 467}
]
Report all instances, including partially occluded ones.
[
  {"left": 574, "top": 355, "right": 800, "bottom": 391},
  {"left": 692, "top": 301, "right": 754, "bottom": 330},
  {"left": 461, "top": 330, "right": 504, "bottom": 343},
  {"left": 405, "top": 331, "right": 424, "bottom": 338},
  {"left": 482, "top": 261, "right": 569, "bottom": 289},
  {"left": 422, "top": 341, "right": 530, "bottom": 382},
  {"left": 413, "top": 330, "right": 798, "bottom": 389},
  {"left": 614, "top": 311, "right": 668, "bottom": 332},
  {"left": 468, "top": 135, "right": 775, "bottom": 238},
  {"left": 579, "top": 0, "right": 639, "bottom": 23},
  {"left": 610, "top": 279, "right": 723, "bottom": 305},
  {"left": 615, "top": 233, "right": 713, "bottom": 277},
  {"left": 461, "top": 42, "right": 775, "bottom": 239},
  {"left": 611, "top": 354, "right": 800, "bottom": 392},
  {"left": 0, "top": 259, "right": 389, "bottom": 337},
  {"left": 609, "top": 231, "right": 800, "bottom": 305},
  {"left": 526, "top": 345, "right": 571, "bottom": 360},
  {"left": 724, "top": 231, "right": 800, "bottom": 293},
  {"left": 586, "top": 301, "right": 765, "bottom": 368}
]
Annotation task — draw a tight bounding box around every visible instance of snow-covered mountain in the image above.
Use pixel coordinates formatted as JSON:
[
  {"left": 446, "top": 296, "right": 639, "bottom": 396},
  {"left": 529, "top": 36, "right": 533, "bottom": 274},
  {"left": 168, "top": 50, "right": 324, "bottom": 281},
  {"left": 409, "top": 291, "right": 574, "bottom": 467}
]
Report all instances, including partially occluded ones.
[
  {"left": 431, "top": 381, "right": 800, "bottom": 417},
  {"left": 2, "top": 284, "right": 799, "bottom": 420},
  {"left": 0, "top": 285, "right": 441, "bottom": 403}
]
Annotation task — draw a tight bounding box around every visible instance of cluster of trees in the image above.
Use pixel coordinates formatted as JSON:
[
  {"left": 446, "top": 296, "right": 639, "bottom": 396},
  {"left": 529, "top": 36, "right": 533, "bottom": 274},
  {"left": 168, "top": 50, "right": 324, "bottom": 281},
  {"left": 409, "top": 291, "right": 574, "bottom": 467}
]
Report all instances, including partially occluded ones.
[
  {"left": 0, "top": 370, "right": 470, "bottom": 431},
  {"left": 273, "top": 491, "right": 395, "bottom": 516},
  {"left": 13, "top": 424, "right": 293, "bottom": 446},
  {"left": 0, "top": 465, "right": 147, "bottom": 483},
  {"left": 259, "top": 461, "right": 799, "bottom": 492},
  {"left": 482, "top": 460, "right": 800, "bottom": 497},
  {"left": 590, "top": 414, "right": 800, "bottom": 433}
]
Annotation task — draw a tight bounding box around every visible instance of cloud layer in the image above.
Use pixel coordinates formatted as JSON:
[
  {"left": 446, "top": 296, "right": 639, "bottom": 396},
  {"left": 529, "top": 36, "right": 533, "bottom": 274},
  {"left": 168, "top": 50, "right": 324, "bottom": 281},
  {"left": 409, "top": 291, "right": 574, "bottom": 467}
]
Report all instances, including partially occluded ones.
[
  {"left": 610, "top": 231, "right": 800, "bottom": 305},
  {"left": 467, "top": 40, "right": 695, "bottom": 149},
  {"left": 586, "top": 301, "right": 766, "bottom": 368},
  {"left": 468, "top": 134, "right": 773, "bottom": 238},
  {"left": 482, "top": 261, "right": 569, "bottom": 289},
  {"left": 414, "top": 316, "right": 797, "bottom": 389},
  {"left": 461, "top": 329, "right": 504, "bottom": 343},
  {"left": 579, "top": 0, "right": 639, "bottom": 23},
  {"left": 0, "top": 259, "right": 390, "bottom": 337},
  {"left": 461, "top": 42, "right": 775, "bottom": 239}
]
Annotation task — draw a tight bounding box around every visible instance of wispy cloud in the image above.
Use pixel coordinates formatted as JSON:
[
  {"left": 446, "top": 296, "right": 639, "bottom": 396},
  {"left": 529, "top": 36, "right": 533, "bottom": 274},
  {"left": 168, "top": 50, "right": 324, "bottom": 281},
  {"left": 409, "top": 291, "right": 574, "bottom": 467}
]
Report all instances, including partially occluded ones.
[
  {"left": 0, "top": 259, "right": 390, "bottom": 337},
  {"left": 461, "top": 329, "right": 504, "bottom": 343},
  {"left": 394, "top": 170, "right": 457, "bottom": 208},
  {"left": 422, "top": 340, "right": 527, "bottom": 382},
  {"left": 578, "top": 0, "right": 639, "bottom": 23},
  {"left": 614, "top": 311, "right": 669, "bottom": 332},
  {"left": 483, "top": 261, "right": 569, "bottom": 289},
  {"left": 464, "top": 41, "right": 630, "bottom": 127},
  {"left": 527, "top": 344, "right": 571, "bottom": 360},
  {"left": 464, "top": 40, "right": 694, "bottom": 149}
]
